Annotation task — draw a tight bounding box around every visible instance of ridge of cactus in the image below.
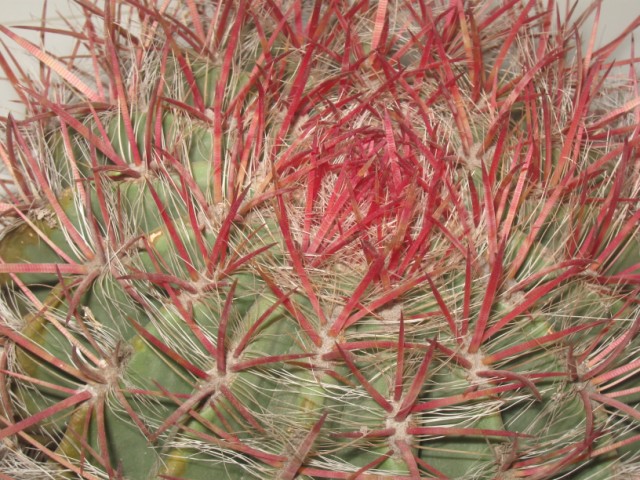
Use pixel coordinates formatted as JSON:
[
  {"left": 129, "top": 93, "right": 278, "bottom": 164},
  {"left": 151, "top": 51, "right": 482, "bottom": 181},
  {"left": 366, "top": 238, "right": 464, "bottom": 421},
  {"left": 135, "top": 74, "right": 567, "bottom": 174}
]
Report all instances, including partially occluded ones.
[{"left": 0, "top": 1, "right": 639, "bottom": 479}]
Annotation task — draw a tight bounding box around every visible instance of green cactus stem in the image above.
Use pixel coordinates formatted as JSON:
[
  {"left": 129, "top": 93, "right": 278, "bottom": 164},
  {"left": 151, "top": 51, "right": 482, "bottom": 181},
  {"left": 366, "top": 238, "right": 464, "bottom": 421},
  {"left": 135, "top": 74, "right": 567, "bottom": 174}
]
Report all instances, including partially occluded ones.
[{"left": 0, "top": 1, "right": 639, "bottom": 479}]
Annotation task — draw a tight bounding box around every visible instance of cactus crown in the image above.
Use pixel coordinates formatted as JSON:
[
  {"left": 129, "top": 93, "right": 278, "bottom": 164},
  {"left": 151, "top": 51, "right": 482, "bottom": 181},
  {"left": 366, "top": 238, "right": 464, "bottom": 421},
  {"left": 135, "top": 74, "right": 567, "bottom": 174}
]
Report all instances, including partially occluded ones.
[{"left": 0, "top": 1, "right": 639, "bottom": 479}]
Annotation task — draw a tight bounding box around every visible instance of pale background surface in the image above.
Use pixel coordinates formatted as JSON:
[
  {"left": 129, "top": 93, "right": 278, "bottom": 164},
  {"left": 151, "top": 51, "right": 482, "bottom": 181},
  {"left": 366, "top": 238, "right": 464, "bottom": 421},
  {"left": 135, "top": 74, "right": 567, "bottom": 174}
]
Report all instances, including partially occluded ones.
[{"left": 1, "top": 0, "right": 640, "bottom": 118}]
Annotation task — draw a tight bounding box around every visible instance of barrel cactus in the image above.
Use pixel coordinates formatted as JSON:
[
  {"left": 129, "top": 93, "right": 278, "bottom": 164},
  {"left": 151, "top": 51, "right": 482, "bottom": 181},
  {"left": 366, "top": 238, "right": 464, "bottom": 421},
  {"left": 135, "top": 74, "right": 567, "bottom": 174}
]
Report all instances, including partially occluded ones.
[{"left": 0, "top": 0, "right": 639, "bottom": 478}]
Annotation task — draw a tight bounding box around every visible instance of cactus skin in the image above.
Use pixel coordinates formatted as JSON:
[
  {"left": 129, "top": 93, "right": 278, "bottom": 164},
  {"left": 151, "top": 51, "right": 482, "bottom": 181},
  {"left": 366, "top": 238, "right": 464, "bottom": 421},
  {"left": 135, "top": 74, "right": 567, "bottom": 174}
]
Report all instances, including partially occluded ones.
[{"left": 0, "top": 1, "right": 639, "bottom": 479}]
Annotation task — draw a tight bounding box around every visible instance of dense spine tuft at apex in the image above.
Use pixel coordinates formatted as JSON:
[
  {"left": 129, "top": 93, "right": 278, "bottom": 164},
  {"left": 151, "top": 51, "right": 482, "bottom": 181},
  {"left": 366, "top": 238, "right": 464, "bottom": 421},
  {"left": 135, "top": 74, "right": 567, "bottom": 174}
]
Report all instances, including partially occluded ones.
[{"left": 0, "top": 1, "right": 639, "bottom": 479}]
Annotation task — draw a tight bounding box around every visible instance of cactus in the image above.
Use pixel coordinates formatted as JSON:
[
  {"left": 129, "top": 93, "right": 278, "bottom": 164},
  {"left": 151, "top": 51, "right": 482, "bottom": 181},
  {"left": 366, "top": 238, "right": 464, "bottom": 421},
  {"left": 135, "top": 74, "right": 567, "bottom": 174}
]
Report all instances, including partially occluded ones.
[{"left": 0, "top": 1, "right": 639, "bottom": 478}]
